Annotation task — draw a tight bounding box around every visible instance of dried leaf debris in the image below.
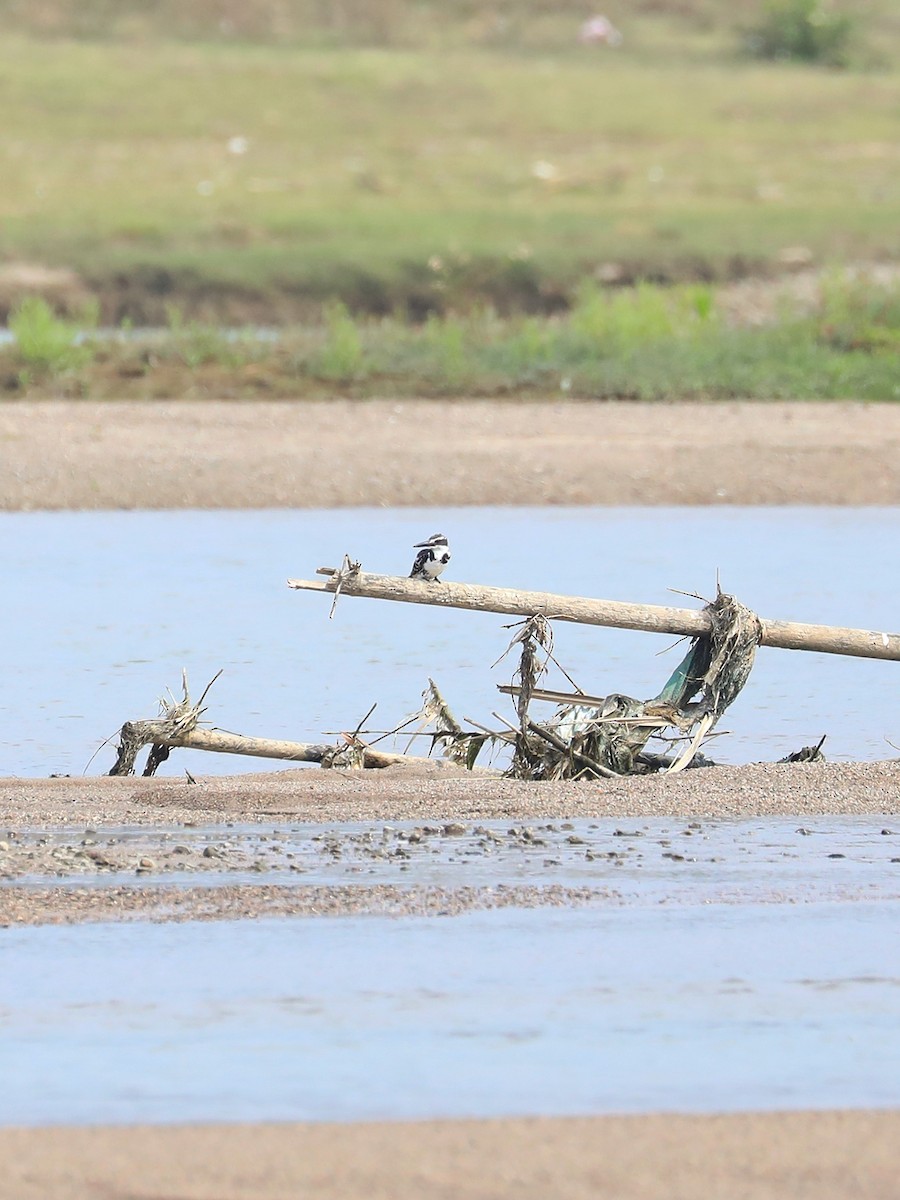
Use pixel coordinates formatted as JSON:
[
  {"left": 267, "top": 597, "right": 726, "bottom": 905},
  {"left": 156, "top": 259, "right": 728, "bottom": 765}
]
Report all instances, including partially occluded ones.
[{"left": 501, "top": 589, "right": 764, "bottom": 780}]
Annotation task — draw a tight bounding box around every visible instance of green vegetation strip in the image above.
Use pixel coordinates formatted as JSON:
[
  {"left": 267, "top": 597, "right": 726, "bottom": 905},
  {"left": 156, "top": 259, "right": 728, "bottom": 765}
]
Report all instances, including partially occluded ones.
[{"left": 5, "top": 274, "right": 898, "bottom": 401}]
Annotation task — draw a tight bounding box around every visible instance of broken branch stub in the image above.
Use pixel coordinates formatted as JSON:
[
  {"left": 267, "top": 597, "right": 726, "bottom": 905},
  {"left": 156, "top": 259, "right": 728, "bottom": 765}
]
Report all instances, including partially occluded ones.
[{"left": 108, "top": 670, "right": 205, "bottom": 776}]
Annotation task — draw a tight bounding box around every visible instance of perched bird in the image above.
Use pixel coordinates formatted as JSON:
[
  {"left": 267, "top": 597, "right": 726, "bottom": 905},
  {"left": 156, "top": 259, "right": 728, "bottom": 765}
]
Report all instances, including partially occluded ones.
[{"left": 409, "top": 532, "right": 451, "bottom": 583}]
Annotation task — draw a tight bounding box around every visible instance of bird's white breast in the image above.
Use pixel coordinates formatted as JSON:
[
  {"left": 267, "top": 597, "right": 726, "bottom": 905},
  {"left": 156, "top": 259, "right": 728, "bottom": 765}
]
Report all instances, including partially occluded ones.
[{"left": 422, "top": 549, "right": 449, "bottom": 577}]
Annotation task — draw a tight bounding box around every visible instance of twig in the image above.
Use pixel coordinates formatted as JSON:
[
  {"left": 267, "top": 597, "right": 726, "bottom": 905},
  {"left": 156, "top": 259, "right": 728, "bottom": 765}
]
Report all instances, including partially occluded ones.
[
  {"left": 326, "top": 554, "right": 361, "bottom": 620},
  {"left": 464, "top": 716, "right": 517, "bottom": 744}
]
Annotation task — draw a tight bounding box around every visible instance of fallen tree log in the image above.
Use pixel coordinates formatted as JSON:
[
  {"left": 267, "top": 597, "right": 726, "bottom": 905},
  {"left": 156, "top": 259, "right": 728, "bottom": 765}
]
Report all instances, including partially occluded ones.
[
  {"left": 287, "top": 569, "right": 900, "bottom": 662},
  {"left": 152, "top": 728, "right": 332, "bottom": 762},
  {"left": 109, "top": 722, "right": 425, "bottom": 775},
  {"left": 178, "top": 729, "right": 429, "bottom": 769}
]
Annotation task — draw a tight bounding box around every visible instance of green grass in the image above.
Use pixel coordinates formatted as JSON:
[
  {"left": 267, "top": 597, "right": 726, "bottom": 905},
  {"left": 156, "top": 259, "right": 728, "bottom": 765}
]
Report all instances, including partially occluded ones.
[
  {"left": 313, "top": 301, "right": 365, "bottom": 380},
  {"left": 4, "top": 273, "right": 897, "bottom": 401},
  {"left": 7, "top": 296, "right": 95, "bottom": 373},
  {"left": 162, "top": 305, "right": 258, "bottom": 368},
  {"left": 742, "top": 0, "right": 857, "bottom": 65},
  {"left": 318, "top": 274, "right": 899, "bottom": 400},
  {"left": 0, "top": 3, "right": 896, "bottom": 323}
]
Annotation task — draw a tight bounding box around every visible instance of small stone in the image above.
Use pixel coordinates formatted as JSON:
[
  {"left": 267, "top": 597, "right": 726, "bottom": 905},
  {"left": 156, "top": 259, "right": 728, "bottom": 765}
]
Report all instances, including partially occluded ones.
[
  {"left": 442, "top": 823, "right": 467, "bottom": 836},
  {"left": 84, "top": 849, "right": 115, "bottom": 866},
  {"left": 139, "top": 857, "right": 155, "bottom": 869}
]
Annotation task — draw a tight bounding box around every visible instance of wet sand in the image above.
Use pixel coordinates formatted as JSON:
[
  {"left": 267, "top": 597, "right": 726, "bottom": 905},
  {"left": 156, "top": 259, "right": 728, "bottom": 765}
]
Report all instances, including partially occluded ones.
[
  {"left": 4, "top": 398, "right": 899, "bottom": 1197},
  {"left": 2, "top": 761, "right": 896, "bottom": 927}
]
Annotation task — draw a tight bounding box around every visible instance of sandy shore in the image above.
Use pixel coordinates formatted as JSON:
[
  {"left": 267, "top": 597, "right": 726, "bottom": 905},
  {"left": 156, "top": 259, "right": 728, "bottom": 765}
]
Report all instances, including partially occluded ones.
[
  {"left": 4, "top": 398, "right": 900, "bottom": 509},
  {"left": 6, "top": 759, "right": 900, "bottom": 826},
  {"left": 3, "top": 1110, "right": 898, "bottom": 1200},
  {"left": 5, "top": 398, "right": 898, "bottom": 1197}
]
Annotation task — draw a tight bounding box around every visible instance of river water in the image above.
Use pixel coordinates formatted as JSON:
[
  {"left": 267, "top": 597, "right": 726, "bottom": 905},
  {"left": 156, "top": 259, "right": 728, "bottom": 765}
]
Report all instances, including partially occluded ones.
[{"left": 2, "top": 892, "right": 898, "bottom": 1126}]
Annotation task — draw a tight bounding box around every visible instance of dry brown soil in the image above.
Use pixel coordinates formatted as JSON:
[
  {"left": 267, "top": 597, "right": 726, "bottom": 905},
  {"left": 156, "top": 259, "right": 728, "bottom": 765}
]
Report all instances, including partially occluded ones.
[{"left": 3, "top": 398, "right": 900, "bottom": 509}]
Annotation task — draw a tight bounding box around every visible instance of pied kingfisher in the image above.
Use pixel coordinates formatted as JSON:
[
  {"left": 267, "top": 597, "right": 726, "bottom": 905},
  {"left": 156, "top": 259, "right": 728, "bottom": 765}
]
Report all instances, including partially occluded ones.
[{"left": 409, "top": 533, "right": 451, "bottom": 583}]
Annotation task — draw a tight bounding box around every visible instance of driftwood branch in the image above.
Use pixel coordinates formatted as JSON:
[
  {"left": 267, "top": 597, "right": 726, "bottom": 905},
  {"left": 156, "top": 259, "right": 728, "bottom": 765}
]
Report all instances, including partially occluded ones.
[
  {"left": 498, "top": 685, "right": 669, "bottom": 724},
  {"left": 110, "top": 724, "right": 432, "bottom": 774},
  {"left": 108, "top": 672, "right": 438, "bottom": 776},
  {"left": 288, "top": 570, "right": 900, "bottom": 662},
  {"left": 113, "top": 725, "right": 329, "bottom": 770}
]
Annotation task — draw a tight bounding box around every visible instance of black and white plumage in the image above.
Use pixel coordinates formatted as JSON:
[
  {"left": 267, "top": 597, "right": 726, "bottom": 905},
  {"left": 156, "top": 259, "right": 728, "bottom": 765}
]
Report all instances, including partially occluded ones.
[{"left": 409, "top": 532, "right": 451, "bottom": 583}]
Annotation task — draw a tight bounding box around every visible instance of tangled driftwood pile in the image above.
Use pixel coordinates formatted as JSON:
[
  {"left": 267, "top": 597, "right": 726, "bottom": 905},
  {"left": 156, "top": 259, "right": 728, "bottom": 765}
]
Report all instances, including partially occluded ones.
[{"left": 106, "top": 561, "right": 898, "bottom": 779}]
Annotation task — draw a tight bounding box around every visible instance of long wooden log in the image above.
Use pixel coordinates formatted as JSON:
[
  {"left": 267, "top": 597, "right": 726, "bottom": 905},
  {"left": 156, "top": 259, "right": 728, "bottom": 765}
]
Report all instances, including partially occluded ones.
[
  {"left": 168, "top": 729, "right": 331, "bottom": 761},
  {"left": 152, "top": 728, "right": 333, "bottom": 762},
  {"left": 287, "top": 570, "right": 900, "bottom": 662}
]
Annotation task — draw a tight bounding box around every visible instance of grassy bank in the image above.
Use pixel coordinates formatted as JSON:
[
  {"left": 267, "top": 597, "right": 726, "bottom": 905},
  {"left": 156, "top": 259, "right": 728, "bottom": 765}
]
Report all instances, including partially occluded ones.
[
  {"left": 0, "top": 1, "right": 897, "bottom": 324},
  {"left": 4, "top": 271, "right": 897, "bottom": 400}
]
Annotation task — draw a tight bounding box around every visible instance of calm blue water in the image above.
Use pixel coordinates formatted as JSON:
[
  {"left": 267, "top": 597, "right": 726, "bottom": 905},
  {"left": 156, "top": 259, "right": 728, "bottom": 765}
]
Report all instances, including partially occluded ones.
[
  {"left": 2, "top": 900, "right": 898, "bottom": 1125},
  {"left": 2, "top": 507, "right": 900, "bottom": 776}
]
